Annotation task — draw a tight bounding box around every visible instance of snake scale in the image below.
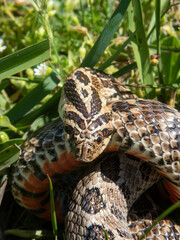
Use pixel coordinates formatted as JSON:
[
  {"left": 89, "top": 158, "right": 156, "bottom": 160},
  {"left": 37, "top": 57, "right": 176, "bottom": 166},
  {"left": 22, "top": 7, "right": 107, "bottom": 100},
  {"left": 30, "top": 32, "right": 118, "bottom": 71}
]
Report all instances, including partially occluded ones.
[{"left": 12, "top": 68, "right": 180, "bottom": 239}]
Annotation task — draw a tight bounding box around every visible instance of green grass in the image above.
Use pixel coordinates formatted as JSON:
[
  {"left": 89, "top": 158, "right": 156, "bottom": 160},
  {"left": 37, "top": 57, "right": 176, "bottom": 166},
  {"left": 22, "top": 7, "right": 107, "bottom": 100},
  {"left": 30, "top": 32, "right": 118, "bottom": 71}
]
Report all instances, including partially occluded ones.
[
  {"left": 139, "top": 200, "right": 180, "bottom": 240},
  {"left": 0, "top": 0, "right": 180, "bottom": 239}
]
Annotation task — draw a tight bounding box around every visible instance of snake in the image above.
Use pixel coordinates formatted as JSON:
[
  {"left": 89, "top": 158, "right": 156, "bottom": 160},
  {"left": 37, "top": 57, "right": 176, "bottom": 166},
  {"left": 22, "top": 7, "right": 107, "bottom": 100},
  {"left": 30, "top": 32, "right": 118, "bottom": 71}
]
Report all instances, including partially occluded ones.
[{"left": 11, "top": 67, "right": 180, "bottom": 239}]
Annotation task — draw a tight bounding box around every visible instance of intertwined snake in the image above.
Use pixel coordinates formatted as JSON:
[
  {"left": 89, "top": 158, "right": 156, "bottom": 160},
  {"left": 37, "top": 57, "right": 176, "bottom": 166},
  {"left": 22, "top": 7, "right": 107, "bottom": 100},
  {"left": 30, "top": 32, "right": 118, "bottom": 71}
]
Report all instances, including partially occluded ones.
[{"left": 12, "top": 68, "right": 180, "bottom": 239}]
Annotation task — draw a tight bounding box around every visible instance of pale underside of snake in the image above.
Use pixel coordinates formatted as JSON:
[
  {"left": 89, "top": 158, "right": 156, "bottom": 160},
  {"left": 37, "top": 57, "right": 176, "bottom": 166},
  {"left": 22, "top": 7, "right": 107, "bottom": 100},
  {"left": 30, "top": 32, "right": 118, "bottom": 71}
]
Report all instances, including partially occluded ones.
[{"left": 12, "top": 68, "right": 180, "bottom": 239}]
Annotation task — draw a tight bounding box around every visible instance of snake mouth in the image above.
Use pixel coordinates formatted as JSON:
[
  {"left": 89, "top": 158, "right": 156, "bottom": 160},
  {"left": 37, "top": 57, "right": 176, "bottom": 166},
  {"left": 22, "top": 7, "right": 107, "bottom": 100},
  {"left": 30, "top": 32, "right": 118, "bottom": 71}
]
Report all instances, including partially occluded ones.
[
  {"left": 73, "top": 139, "right": 110, "bottom": 163},
  {"left": 74, "top": 142, "right": 95, "bottom": 162}
]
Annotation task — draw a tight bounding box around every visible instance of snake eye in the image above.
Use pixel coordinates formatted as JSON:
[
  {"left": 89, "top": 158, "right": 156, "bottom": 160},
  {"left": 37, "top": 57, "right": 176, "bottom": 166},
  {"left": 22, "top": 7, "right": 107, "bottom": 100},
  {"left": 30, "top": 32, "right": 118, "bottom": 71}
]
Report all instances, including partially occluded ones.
[
  {"left": 76, "top": 148, "right": 80, "bottom": 154},
  {"left": 65, "top": 125, "right": 73, "bottom": 134},
  {"left": 97, "top": 135, "right": 102, "bottom": 144}
]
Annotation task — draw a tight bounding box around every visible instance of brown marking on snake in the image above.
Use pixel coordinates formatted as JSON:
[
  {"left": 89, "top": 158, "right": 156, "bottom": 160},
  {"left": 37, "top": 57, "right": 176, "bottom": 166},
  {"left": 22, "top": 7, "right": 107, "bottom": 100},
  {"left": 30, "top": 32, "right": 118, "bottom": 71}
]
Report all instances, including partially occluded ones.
[{"left": 64, "top": 79, "right": 89, "bottom": 118}]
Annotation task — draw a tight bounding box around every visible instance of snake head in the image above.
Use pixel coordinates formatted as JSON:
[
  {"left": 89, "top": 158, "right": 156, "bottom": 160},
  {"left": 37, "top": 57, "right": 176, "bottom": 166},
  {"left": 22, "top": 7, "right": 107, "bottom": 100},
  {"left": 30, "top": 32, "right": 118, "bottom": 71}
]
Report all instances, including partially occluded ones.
[
  {"left": 59, "top": 67, "right": 117, "bottom": 162},
  {"left": 63, "top": 111, "right": 114, "bottom": 162}
]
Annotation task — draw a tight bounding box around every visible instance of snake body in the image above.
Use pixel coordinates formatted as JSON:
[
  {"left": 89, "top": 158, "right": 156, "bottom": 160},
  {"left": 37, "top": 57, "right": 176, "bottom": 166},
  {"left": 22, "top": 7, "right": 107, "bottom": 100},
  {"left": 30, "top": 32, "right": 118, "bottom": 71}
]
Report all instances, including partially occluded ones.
[{"left": 12, "top": 68, "right": 180, "bottom": 239}]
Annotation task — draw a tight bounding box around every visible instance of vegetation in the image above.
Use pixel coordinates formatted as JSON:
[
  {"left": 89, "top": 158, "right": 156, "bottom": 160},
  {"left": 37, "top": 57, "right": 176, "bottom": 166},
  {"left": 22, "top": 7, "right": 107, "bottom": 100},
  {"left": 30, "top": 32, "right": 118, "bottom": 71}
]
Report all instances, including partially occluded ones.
[{"left": 0, "top": 0, "right": 180, "bottom": 239}]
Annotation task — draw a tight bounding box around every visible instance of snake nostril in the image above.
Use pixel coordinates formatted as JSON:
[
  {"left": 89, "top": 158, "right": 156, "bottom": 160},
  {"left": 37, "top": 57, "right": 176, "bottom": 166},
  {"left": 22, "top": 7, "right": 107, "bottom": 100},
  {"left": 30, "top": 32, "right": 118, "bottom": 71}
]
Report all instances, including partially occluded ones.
[{"left": 76, "top": 148, "right": 80, "bottom": 154}]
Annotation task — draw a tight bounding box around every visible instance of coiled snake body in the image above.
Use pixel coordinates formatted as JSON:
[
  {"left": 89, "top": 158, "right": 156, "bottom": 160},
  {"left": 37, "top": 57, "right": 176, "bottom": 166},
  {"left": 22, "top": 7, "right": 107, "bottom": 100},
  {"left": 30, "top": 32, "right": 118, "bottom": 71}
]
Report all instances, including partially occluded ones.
[{"left": 12, "top": 68, "right": 180, "bottom": 239}]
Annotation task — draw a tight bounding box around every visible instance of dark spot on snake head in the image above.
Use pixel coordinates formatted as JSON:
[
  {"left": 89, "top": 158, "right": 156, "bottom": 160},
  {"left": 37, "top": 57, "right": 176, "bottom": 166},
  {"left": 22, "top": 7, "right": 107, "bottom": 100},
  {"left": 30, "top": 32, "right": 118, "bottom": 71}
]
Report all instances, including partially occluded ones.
[
  {"left": 102, "top": 128, "right": 113, "bottom": 137},
  {"left": 65, "top": 125, "right": 80, "bottom": 143},
  {"left": 88, "top": 113, "right": 112, "bottom": 132},
  {"left": 112, "top": 101, "right": 128, "bottom": 112},
  {"left": 81, "top": 88, "right": 88, "bottom": 98},
  {"left": 101, "top": 80, "right": 109, "bottom": 88},
  {"left": 75, "top": 147, "right": 80, "bottom": 155},
  {"left": 64, "top": 124, "right": 73, "bottom": 134},
  {"left": 92, "top": 132, "right": 103, "bottom": 144},
  {"left": 74, "top": 70, "right": 90, "bottom": 85},
  {"left": 90, "top": 86, "right": 102, "bottom": 116},
  {"left": 66, "top": 111, "right": 86, "bottom": 130},
  {"left": 64, "top": 80, "right": 89, "bottom": 118},
  {"left": 79, "top": 144, "right": 92, "bottom": 161},
  {"left": 73, "top": 127, "right": 80, "bottom": 136},
  {"left": 96, "top": 135, "right": 102, "bottom": 144},
  {"left": 88, "top": 121, "right": 99, "bottom": 131}
]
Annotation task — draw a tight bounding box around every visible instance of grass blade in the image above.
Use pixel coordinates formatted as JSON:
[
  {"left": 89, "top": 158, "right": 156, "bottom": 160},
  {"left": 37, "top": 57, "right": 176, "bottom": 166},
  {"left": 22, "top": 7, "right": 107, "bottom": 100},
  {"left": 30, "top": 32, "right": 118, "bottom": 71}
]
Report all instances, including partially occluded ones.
[
  {"left": 48, "top": 175, "right": 58, "bottom": 240},
  {"left": 16, "top": 90, "right": 61, "bottom": 127},
  {"left": 0, "top": 177, "right": 7, "bottom": 205},
  {"left": 161, "top": 36, "right": 180, "bottom": 85},
  {"left": 81, "top": 0, "right": 131, "bottom": 67},
  {"left": 0, "top": 80, "right": 9, "bottom": 91},
  {"left": 6, "top": 72, "right": 60, "bottom": 123},
  {"left": 0, "top": 116, "right": 24, "bottom": 136},
  {"left": 147, "top": 0, "right": 170, "bottom": 41},
  {"left": 112, "top": 62, "right": 137, "bottom": 78},
  {"left": 155, "top": 0, "right": 164, "bottom": 85},
  {"left": 103, "top": 229, "right": 109, "bottom": 240},
  {"left": 0, "top": 144, "right": 20, "bottom": 171},
  {"left": 0, "top": 139, "right": 24, "bottom": 151},
  {"left": 0, "top": 39, "right": 50, "bottom": 82},
  {"left": 148, "top": 44, "right": 180, "bottom": 52},
  {"left": 139, "top": 200, "right": 180, "bottom": 240},
  {"left": 128, "top": 1, "right": 156, "bottom": 99},
  {"left": 99, "top": 31, "right": 136, "bottom": 71}
]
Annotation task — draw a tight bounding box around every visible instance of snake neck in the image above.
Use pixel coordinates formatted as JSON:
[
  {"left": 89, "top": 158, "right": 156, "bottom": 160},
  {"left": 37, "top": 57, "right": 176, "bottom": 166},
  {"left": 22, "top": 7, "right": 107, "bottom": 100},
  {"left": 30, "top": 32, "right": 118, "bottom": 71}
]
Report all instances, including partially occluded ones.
[{"left": 110, "top": 98, "right": 180, "bottom": 204}]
